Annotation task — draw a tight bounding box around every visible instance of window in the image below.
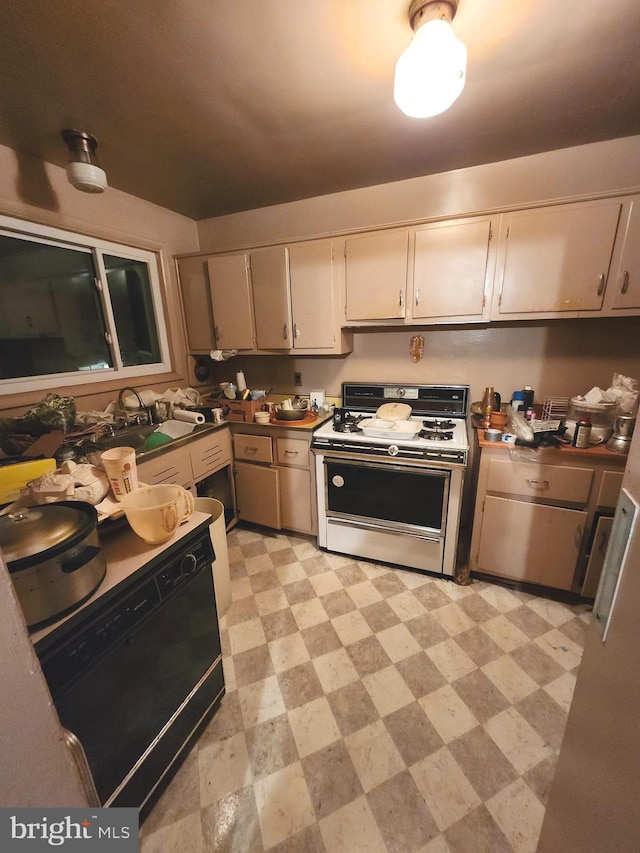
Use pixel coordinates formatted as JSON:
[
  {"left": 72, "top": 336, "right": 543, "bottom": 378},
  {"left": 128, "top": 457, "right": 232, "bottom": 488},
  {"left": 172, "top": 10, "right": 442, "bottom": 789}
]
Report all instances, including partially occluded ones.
[{"left": 0, "top": 216, "right": 171, "bottom": 393}]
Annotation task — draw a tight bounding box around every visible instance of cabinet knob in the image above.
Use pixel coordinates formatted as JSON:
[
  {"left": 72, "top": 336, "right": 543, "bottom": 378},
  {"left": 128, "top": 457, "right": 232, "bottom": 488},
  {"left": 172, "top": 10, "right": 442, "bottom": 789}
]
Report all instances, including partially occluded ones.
[{"left": 621, "top": 270, "right": 630, "bottom": 294}]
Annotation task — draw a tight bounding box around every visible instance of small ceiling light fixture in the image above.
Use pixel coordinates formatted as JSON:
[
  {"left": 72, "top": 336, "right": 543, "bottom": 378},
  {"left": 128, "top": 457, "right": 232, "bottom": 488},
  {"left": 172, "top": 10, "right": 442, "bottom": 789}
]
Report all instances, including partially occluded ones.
[
  {"left": 394, "top": 0, "right": 467, "bottom": 118},
  {"left": 61, "top": 129, "right": 108, "bottom": 193}
]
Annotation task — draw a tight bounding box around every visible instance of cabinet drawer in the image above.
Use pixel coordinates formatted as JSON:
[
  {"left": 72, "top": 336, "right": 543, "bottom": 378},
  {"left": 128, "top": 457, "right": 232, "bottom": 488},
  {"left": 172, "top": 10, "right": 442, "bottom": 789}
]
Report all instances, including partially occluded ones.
[
  {"left": 190, "top": 429, "right": 232, "bottom": 481},
  {"left": 486, "top": 458, "right": 593, "bottom": 504},
  {"left": 233, "top": 433, "right": 273, "bottom": 464},
  {"left": 596, "top": 470, "right": 624, "bottom": 509},
  {"left": 137, "top": 447, "right": 192, "bottom": 488},
  {"left": 276, "top": 437, "right": 309, "bottom": 469}
]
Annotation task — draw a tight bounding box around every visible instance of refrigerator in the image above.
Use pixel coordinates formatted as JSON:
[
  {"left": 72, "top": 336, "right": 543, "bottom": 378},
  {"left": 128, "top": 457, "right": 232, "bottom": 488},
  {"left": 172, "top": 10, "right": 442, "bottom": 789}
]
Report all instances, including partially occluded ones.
[{"left": 537, "top": 424, "right": 640, "bottom": 852}]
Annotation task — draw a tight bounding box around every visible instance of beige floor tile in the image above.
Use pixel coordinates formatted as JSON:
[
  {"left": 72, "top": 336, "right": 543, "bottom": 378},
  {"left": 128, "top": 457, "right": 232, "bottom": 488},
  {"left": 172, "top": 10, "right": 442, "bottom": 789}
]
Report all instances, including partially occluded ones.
[
  {"left": 198, "top": 731, "right": 251, "bottom": 806},
  {"left": 313, "top": 647, "right": 360, "bottom": 693},
  {"left": 275, "top": 561, "right": 307, "bottom": 585},
  {"left": 264, "top": 534, "right": 294, "bottom": 552},
  {"left": 254, "top": 761, "right": 316, "bottom": 849},
  {"left": 482, "top": 654, "right": 539, "bottom": 704},
  {"left": 347, "top": 580, "right": 384, "bottom": 608},
  {"left": 245, "top": 553, "right": 277, "bottom": 575},
  {"left": 331, "top": 609, "right": 373, "bottom": 646},
  {"left": 419, "top": 685, "right": 479, "bottom": 744},
  {"left": 268, "top": 632, "right": 310, "bottom": 673},
  {"left": 325, "top": 552, "right": 358, "bottom": 569},
  {"left": 291, "top": 597, "right": 330, "bottom": 630},
  {"left": 367, "top": 769, "right": 440, "bottom": 851},
  {"left": 410, "top": 747, "right": 481, "bottom": 832},
  {"left": 395, "top": 651, "right": 447, "bottom": 699},
  {"left": 449, "top": 669, "right": 510, "bottom": 724},
  {"left": 362, "top": 664, "right": 415, "bottom": 716},
  {"left": 222, "top": 655, "right": 237, "bottom": 692},
  {"left": 384, "top": 702, "right": 444, "bottom": 766},
  {"left": 318, "top": 795, "right": 387, "bottom": 853},
  {"left": 387, "top": 590, "right": 428, "bottom": 621},
  {"left": 245, "top": 714, "right": 299, "bottom": 780},
  {"left": 344, "top": 719, "right": 406, "bottom": 792},
  {"left": 534, "top": 628, "right": 584, "bottom": 670},
  {"left": 440, "top": 581, "right": 477, "bottom": 601},
  {"left": 310, "top": 570, "right": 344, "bottom": 596},
  {"left": 426, "top": 638, "right": 477, "bottom": 681},
  {"left": 481, "top": 614, "right": 529, "bottom": 653},
  {"left": 375, "top": 622, "right": 422, "bottom": 663},
  {"left": 231, "top": 576, "right": 253, "bottom": 601},
  {"left": 302, "top": 740, "right": 364, "bottom": 820},
  {"left": 447, "top": 726, "right": 519, "bottom": 802},
  {"left": 516, "top": 688, "right": 569, "bottom": 752},
  {"left": 327, "top": 680, "right": 382, "bottom": 737},
  {"left": 228, "top": 617, "right": 267, "bottom": 655},
  {"left": 543, "top": 670, "right": 578, "bottom": 712},
  {"left": 486, "top": 778, "right": 546, "bottom": 853},
  {"left": 477, "top": 585, "right": 522, "bottom": 613},
  {"left": 201, "top": 786, "right": 264, "bottom": 852},
  {"left": 255, "top": 587, "right": 290, "bottom": 616},
  {"left": 431, "top": 602, "right": 477, "bottom": 636},
  {"left": 293, "top": 540, "right": 321, "bottom": 561},
  {"left": 418, "top": 836, "right": 454, "bottom": 853},
  {"left": 277, "top": 660, "right": 325, "bottom": 711},
  {"left": 140, "top": 810, "right": 203, "bottom": 853},
  {"left": 238, "top": 675, "right": 287, "bottom": 729},
  {"left": 288, "top": 696, "right": 341, "bottom": 758},
  {"left": 484, "top": 707, "right": 552, "bottom": 775},
  {"left": 526, "top": 596, "right": 575, "bottom": 627},
  {"left": 397, "top": 568, "right": 432, "bottom": 589}
]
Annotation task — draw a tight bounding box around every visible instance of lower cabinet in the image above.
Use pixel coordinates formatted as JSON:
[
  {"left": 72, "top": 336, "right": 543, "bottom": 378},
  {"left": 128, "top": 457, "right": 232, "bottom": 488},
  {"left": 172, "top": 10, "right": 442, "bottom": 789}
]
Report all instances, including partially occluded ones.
[
  {"left": 470, "top": 445, "right": 624, "bottom": 593},
  {"left": 232, "top": 429, "right": 316, "bottom": 535}
]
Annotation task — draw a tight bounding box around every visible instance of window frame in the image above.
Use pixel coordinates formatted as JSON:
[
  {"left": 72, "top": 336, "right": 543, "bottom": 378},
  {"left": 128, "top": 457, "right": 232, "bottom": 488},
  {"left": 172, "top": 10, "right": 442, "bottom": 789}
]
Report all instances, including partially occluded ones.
[{"left": 0, "top": 214, "right": 172, "bottom": 394}]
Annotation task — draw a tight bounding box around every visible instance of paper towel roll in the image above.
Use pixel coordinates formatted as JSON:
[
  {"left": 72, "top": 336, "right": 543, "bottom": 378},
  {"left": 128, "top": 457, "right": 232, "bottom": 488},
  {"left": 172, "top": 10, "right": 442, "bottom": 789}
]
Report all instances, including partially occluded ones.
[
  {"left": 236, "top": 371, "right": 247, "bottom": 392},
  {"left": 173, "top": 409, "right": 205, "bottom": 425}
]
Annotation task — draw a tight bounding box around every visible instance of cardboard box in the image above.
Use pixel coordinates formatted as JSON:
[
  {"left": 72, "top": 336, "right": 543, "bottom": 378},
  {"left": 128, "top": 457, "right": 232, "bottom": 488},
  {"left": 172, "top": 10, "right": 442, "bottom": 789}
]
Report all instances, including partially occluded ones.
[{"left": 208, "top": 395, "right": 272, "bottom": 423}]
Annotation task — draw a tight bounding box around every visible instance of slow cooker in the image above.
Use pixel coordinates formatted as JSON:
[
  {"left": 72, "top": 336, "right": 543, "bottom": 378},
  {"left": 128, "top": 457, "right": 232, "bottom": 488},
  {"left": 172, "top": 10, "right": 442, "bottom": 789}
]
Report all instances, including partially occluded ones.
[{"left": 0, "top": 501, "right": 106, "bottom": 627}]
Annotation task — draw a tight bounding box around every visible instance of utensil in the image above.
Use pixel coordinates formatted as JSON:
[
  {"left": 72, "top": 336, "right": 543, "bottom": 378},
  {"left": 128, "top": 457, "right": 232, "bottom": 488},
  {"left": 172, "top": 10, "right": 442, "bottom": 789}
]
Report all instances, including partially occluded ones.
[{"left": 606, "top": 413, "right": 636, "bottom": 454}]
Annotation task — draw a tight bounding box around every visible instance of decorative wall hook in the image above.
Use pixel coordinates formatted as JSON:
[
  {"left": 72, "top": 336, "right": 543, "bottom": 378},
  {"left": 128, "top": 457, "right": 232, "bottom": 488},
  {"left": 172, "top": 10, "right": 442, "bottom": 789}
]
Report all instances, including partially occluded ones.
[{"left": 410, "top": 334, "right": 424, "bottom": 362}]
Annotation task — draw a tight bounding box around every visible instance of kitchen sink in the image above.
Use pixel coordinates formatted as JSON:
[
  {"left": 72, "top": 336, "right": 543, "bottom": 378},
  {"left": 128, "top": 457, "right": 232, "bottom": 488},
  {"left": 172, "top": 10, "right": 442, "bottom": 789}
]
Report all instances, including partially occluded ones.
[{"left": 95, "top": 422, "right": 159, "bottom": 453}]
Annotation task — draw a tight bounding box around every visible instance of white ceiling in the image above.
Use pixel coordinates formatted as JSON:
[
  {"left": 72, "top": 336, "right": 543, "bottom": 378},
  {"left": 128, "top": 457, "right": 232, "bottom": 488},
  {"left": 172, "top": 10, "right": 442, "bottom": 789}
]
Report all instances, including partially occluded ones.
[{"left": 1, "top": 0, "right": 640, "bottom": 220}]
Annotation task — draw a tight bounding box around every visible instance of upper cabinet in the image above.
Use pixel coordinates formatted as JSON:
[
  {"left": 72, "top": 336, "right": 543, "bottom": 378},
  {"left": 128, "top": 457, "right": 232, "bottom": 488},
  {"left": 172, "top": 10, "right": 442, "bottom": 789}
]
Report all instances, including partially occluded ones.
[
  {"left": 250, "top": 247, "right": 291, "bottom": 349},
  {"left": 288, "top": 240, "right": 346, "bottom": 351},
  {"left": 344, "top": 216, "right": 496, "bottom": 325},
  {"left": 207, "top": 253, "right": 255, "bottom": 350},
  {"left": 491, "top": 199, "right": 623, "bottom": 320},
  {"left": 175, "top": 256, "right": 215, "bottom": 353},
  {"left": 605, "top": 195, "right": 640, "bottom": 312}
]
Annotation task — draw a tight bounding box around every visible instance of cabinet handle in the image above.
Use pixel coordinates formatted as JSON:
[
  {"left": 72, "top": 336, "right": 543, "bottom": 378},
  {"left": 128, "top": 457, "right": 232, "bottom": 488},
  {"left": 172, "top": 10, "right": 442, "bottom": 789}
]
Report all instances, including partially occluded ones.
[
  {"left": 285, "top": 450, "right": 299, "bottom": 456},
  {"left": 597, "top": 273, "right": 606, "bottom": 296},
  {"left": 621, "top": 270, "right": 630, "bottom": 294},
  {"left": 415, "top": 288, "right": 420, "bottom": 307},
  {"left": 283, "top": 324, "right": 288, "bottom": 340},
  {"left": 294, "top": 323, "right": 300, "bottom": 338},
  {"left": 399, "top": 290, "right": 403, "bottom": 307},
  {"left": 214, "top": 325, "right": 220, "bottom": 340},
  {"left": 574, "top": 524, "right": 584, "bottom": 549},
  {"left": 525, "top": 478, "right": 549, "bottom": 489},
  {"left": 599, "top": 530, "right": 610, "bottom": 553},
  {"left": 244, "top": 446, "right": 258, "bottom": 454}
]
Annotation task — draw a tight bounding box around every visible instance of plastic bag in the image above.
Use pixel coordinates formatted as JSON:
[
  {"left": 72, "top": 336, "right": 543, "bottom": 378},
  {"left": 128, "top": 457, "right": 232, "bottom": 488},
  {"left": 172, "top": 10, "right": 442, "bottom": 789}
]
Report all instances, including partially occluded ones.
[
  {"left": 0, "top": 394, "right": 76, "bottom": 436},
  {"left": 505, "top": 405, "right": 534, "bottom": 443}
]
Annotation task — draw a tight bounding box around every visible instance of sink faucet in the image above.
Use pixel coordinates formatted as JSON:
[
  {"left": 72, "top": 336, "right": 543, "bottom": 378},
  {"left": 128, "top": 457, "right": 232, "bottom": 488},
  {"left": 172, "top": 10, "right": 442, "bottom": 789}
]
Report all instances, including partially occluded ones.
[{"left": 117, "top": 387, "right": 157, "bottom": 425}]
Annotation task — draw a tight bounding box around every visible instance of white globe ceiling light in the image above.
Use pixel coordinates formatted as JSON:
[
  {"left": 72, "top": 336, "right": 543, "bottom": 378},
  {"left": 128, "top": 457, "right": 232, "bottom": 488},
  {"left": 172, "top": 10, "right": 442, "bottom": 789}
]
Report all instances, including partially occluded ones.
[
  {"left": 61, "top": 129, "right": 108, "bottom": 193},
  {"left": 394, "top": 0, "right": 467, "bottom": 118}
]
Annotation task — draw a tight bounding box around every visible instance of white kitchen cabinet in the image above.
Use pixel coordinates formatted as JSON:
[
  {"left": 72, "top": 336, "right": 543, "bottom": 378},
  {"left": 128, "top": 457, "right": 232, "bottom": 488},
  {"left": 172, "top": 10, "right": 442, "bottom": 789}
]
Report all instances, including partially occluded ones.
[
  {"left": 137, "top": 446, "right": 193, "bottom": 490},
  {"left": 470, "top": 444, "right": 625, "bottom": 593},
  {"left": 345, "top": 229, "right": 409, "bottom": 321},
  {"left": 250, "top": 247, "right": 292, "bottom": 349},
  {"left": 207, "top": 253, "right": 255, "bottom": 350},
  {"left": 411, "top": 217, "right": 496, "bottom": 322},
  {"left": 492, "top": 199, "right": 623, "bottom": 319},
  {"left": 607, "top": 195, "right": 640, "bottom": 311},
  {"left": 175, "top": 256, "right": 215, "bottom": 353},
  {"left": 275, "top": 437, "right": 313, "bottom": 534},
  {"left": 234, "top": 461, "right": 281, "bottom": 529}
]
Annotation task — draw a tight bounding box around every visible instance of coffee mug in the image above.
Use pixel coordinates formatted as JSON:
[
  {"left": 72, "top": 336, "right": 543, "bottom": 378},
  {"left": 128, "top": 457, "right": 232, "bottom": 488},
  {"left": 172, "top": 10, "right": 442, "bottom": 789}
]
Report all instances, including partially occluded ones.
[{"left": 212, "top": 407, "right": 224, "bottom": 424}]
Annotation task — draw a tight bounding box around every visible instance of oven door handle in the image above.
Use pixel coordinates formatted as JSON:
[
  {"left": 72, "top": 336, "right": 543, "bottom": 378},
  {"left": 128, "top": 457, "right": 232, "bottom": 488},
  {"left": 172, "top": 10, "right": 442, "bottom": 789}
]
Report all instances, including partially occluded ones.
[{"left": 329, "top": 516, "right": 441, "bottom": 542}]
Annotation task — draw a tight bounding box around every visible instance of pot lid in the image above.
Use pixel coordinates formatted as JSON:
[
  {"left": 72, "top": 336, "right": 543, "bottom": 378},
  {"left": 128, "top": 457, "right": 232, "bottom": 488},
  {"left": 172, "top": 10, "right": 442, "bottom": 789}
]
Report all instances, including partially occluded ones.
[
  {"left": 0, "top": 502, "right": 94, "bottom": 565},
  {"left": 376, "top": 402, "right": 412, "bottom": 421}
]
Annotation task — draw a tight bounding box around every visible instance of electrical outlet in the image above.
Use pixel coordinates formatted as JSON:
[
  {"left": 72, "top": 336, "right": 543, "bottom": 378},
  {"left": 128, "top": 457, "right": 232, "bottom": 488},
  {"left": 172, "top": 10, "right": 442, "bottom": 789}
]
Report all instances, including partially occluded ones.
[{"left": 294, "top": 372, "right": 302, "bottom": 387}]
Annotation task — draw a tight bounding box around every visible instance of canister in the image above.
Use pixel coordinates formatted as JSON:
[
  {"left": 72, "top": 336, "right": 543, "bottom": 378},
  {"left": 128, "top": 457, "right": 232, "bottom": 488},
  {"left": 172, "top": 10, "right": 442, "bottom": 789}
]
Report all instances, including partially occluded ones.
[{"left": 572, "top": 418, "right": 592, "bottom": 448}]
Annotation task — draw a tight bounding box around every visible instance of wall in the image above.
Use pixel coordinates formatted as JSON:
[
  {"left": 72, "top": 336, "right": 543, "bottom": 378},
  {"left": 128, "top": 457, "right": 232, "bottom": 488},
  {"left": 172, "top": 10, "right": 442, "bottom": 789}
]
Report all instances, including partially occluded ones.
[{"left": 0, "top": 143, "right": 199, "bottom": 416}]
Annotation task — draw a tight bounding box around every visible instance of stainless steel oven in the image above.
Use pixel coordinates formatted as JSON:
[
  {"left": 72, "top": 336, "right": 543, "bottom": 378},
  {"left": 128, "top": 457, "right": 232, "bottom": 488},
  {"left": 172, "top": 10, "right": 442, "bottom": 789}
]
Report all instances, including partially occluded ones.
[{"left": 312, "top": 383, "right": 469, "bottom": 577}]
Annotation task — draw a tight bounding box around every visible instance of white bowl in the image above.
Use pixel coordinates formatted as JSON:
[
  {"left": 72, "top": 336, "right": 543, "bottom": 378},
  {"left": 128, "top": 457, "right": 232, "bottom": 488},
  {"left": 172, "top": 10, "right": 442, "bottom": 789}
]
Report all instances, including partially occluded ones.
[
  {"left": 254, "top": 411, "right": 270, "bottom": 424},
  {"left": 120, "top": 484, "right": 194, "bottom": 544}
]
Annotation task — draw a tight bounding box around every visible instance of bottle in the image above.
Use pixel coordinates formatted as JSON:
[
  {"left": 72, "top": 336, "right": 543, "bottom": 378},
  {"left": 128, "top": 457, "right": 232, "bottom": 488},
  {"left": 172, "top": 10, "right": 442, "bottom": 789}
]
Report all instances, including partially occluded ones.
[
  {"left": 572, "top": 418, "right": 592, "bottom": 448},
  {"left": 522, "top": 386, "right": 534, "bottom": 409},
  {"left": 511, "top": 390, "right": 525, "bottom": 412},
  {"left": 481, "top": 386, "right": 494, "bottom": 428}
]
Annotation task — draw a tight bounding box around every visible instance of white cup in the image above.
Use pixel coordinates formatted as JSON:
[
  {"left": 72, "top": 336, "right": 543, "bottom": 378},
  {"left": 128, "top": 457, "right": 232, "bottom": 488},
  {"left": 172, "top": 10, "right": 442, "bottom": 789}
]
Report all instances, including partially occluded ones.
[
  {"left": 281, "top": 398, "right": 293, "bottom": 410},
  {"left": 212, "top": 407, "right": 224, "bottom": 424},
  {"left": 101, "top": 447, "right": 138, "bottom": 501},
  {"left": 120, "top": 484, "right": 195, "bottom": 544}
]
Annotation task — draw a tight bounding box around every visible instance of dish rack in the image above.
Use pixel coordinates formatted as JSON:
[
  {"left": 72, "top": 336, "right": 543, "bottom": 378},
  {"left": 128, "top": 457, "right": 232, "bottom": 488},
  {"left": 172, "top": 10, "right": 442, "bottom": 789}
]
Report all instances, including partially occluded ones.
[{"left": 541, "top": 396, "right": 570, "bottom": 420}]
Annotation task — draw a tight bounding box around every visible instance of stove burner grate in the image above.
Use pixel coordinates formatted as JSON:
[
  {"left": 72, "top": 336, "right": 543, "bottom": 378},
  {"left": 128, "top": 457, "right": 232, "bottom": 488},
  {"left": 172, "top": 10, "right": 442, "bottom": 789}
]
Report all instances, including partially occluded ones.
[
  {"left": 420, "top": 429, "right": 454, "bottom": 441},
  {"left": 422, "top": 418, "right": 456, "bottom": 431}
]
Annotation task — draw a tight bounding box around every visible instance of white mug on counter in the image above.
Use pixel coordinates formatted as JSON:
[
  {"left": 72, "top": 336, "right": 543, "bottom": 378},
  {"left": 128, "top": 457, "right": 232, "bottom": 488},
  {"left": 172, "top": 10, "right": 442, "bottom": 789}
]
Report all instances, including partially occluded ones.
[{"left": 212, "top": 407, "right": 224, "bottom": 424}]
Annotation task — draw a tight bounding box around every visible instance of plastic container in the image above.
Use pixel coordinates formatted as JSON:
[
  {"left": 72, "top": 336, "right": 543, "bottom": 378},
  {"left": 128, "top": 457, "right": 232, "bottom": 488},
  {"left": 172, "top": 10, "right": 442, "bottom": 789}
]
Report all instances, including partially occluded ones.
[
  {"left": 193, "top": 497, "right": 231, "bottom": 618},
  {"left": 565, "top": 397, "right": 617, "bottom": 444}
]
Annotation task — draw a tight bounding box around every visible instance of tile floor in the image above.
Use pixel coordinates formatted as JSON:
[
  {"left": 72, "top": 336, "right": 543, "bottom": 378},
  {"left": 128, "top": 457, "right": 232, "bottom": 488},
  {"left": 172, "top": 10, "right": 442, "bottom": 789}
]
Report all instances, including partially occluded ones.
[{"left": 140, "top": 524, "right": 590, "bottom": 853}]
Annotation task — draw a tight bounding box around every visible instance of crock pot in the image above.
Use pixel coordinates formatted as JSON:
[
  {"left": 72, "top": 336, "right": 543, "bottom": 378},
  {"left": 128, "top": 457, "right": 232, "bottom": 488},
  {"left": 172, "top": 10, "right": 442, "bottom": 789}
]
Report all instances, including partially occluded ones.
[{"left": 0, "top": 501, "right": 106, "bottom": 628}]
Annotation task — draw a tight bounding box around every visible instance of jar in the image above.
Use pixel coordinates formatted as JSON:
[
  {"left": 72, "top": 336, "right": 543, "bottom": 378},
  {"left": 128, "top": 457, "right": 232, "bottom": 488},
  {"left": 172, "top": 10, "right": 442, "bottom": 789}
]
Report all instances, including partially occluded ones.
[
  {"left": 522, "top": 386, "right": 534, "bottom": 409},
  {"left": 572, "top": 418, "right": 592, "bottom": 448}
]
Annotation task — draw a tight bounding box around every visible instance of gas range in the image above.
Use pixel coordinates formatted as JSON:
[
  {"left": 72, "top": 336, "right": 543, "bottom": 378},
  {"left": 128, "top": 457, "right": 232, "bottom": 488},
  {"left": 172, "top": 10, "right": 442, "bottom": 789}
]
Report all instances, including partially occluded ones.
[{"left": 312, "top": 383, "right": 470, "bottom": 465}]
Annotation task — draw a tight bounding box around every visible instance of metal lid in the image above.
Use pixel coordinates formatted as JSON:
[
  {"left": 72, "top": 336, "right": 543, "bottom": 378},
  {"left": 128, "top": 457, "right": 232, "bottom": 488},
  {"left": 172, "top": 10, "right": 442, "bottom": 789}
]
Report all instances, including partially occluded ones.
[{"left": 0, "top": 502, "right": 95, "bottom": 568}]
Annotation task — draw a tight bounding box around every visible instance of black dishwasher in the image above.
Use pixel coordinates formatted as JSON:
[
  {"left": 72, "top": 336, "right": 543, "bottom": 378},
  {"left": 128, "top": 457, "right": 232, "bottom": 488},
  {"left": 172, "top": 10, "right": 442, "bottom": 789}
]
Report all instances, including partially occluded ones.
[{"left": 35, "top": 524, "right": 225, "bottom": 809}]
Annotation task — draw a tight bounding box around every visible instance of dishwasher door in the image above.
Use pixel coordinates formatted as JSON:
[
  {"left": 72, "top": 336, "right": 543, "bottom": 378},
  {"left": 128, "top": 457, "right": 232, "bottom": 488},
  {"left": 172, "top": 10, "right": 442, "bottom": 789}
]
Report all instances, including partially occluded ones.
[{"left": 38, "top": 529, "right": 224, "bottom": 808}]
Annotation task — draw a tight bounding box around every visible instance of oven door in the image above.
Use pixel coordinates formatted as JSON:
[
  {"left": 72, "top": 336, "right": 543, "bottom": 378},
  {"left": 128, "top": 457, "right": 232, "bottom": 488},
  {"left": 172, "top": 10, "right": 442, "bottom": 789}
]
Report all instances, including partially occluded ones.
[{"left": 325, "top": 457, "right": 449, "bottom": 536}]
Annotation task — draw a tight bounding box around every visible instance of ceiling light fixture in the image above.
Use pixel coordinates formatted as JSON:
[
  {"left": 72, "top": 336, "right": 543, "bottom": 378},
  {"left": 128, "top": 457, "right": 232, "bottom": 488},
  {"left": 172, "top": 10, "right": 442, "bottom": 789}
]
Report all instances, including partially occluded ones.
[
  {"left": 394, "top": 0, "right": 466, "bottom": 118},
  {"left": 61, "top": 129, "right": 108, "bottom": 193}
]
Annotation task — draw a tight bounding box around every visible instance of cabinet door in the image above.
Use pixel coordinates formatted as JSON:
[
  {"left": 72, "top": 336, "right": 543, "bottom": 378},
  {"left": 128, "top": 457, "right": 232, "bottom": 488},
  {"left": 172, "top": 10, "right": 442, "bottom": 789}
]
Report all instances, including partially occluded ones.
[
  {"left": 412, "top": 218, "right": 493, "bottom": 321},
  {"left": 189, "top": 428, "right": 232, "bottom": 481},
  {"left": 345, "top": 230, "right": 408, "bottom": 320},
  {"left": 250, "top": 247, "right": 292, "bottom": 349},
  {"left": 278, "top": 466, "right": 313, "bottom": 533},
  {"left": 234, "top": 461, "right": 280, "bottom": 528},
  {"left": 477, "top": 496, "right": 587, "bottom": 590},
  {"left": 289, "top": 240, "right": 335, "bottom": 349},
  {"left": 582, "top": 515, "right": 614, "bottom": 598},
  {"left": 137, "top": 447, "right": 192, "bottom": 490},
  {"left": 207, "top": 254, "right": 255, "bottom": 350},
  {"left": 494, "top": 200, "right": 622, "bottom": 318},
  {"left": 176, "top": 256, "right": 214, "bottom": 352},
  {"left": 611, "top": 197, "right": 640, "bottom": 309}
]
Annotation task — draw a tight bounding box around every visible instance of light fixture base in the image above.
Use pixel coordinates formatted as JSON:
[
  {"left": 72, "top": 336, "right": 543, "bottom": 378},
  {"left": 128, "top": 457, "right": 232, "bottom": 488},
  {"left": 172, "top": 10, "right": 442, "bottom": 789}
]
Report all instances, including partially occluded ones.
[
  {"left": 61, "top": 129, "right": 108, "bottom": 193},
  {"left": 409, "top": 0, "right": 458, "bottom": 32}
]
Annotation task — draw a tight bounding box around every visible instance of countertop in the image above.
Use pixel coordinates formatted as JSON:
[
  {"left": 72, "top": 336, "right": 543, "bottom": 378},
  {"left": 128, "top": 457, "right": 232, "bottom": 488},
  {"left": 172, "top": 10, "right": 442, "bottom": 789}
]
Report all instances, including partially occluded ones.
[
  {"left": 476, "top": 427, "right": 628, "bottom": 459},
  {"left": 31, "top": 510, "right": 212, "bottom": 648}
]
